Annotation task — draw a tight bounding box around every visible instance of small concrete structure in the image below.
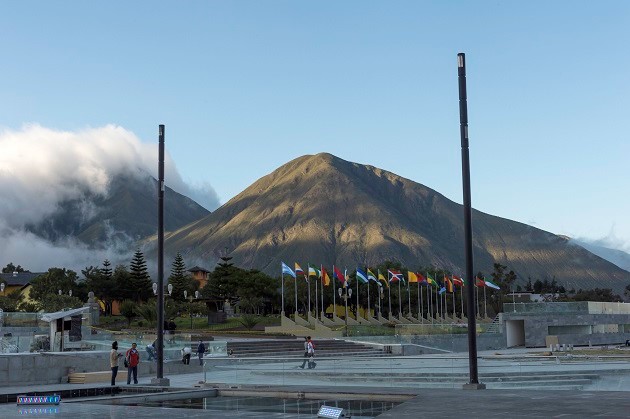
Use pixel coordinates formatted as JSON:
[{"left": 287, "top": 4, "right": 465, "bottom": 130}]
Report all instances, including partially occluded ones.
[
  {"left": 502, "top": 301, "right": 630, "bottom": 347},
  {"left": 41, "top": 307, "right": 90, "bottom": 352}
]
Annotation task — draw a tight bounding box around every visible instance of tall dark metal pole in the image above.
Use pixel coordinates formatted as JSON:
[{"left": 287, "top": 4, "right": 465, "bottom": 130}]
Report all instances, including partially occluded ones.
[
  {"left": 156, "top": 124, "right": 167, "bottom": 384},
  {"left": 458, "top": 53, "right": 485, "bottom": 389}
]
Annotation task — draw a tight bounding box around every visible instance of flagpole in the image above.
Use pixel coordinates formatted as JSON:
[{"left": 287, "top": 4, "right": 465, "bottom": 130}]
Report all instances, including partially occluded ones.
[
  {"left": 451, "top": 281, "right": 456, "bottom": 321},
  {"left": 397, "top": 279, "right": 402, "bottom": 318},
  {"left": 307, "top": 268, "right": 311, "bottom": 316},
  {"left": 356, "top": 273, "right": 360, "bottom": 321},
  {"left": 294, "top": 274, "right": 298, "bottom": 318},
  {"left": 388, "top": 283, "right": 392, "bottom": 319},
  {"left": 320, "top": 265, "right": 325, "bottom": 319},
  {"left": 332, "top": 266, "right": 337, "bottom": 319},
  {"left": 367, "top": 271, "right": 371, "bottom": 319},
  {"left": 407, "top": 280, "right": 411, "bottom": 318},
  {"left": 418, "top": 280, "right": 422, "bottom": 321},
  {"left": 314, "top": 270, "right": 318, "bottom": 320},
  {"left": 427, "top": 272, "right": 433, "bottom": 324},
  {"left": 281, "top": 272, "right": 285, "bottom": 316},
  {"left": 484, "top": 285, "right": 488, "bottom": 319},
  {"left": 460, "top": 284, "right": 464, "bottom": 318},
  {"left": 475, "top": 281, "right": 479, "bottom": 318}
]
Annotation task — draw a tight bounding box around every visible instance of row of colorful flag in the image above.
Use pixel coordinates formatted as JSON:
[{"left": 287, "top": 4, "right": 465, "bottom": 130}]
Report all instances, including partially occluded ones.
[{"left": 281, "top": 262, "right": 501, "bottom": 291}]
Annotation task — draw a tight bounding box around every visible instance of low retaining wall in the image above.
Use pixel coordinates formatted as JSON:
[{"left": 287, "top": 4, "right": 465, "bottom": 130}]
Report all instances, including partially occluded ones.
[{"left": 0, "top": 351, "right": 206, "bottom": 387}]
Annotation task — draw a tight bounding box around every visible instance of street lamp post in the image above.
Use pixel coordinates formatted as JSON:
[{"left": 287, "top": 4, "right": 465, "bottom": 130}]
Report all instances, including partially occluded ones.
[
  {"left": 184, "top": 290, "right": 193, "bottom": 330},
  {"left": 338, "top": 287, "right": 353, "bottom": 337}
]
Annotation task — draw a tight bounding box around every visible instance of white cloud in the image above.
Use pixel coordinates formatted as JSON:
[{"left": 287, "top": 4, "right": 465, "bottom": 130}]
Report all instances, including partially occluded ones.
[{"left": 0, "top": 124, "right": 219, "bottom": 272}]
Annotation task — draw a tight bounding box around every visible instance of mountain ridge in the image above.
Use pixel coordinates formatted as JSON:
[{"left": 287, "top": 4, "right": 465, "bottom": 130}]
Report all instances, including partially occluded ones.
[{"left": 161, "top": 153, "right": 629, "bottom": 293}]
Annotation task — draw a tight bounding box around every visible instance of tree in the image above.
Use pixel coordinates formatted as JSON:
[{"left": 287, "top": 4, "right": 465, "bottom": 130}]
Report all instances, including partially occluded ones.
[
  {"left": 83, "top": 262, "right": 116, "bottom": 316},
  {"left": 168, "top": 253, "right": 197, "bottom": 302},
  {"left": 2, "top": 263, "right": 27, "bottom": 273},
  {"left": 38, "top": 294, "right": 82, "bottom": 312},
  {"left": 112, "top": 265, "right": 132, "bottom": 301},
  {"left": 29, "top": 268, "right": 79, "bottom": 305},
  {"left": 129, "top": 249, "right": 153, "bottom": 302},
  {"left": 119, "top": 300, "right": 136, "bottom": 327},
  {"left": 136, "top": 299, "right": 179, "bottom": 327},
  {"left": 202, "top": 264, "right": 277, "bottom": 314}
]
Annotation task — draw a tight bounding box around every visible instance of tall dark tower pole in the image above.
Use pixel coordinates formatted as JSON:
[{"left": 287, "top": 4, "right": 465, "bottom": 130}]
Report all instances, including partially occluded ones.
[
  {"left": 458, "top": 53, "right": 485, "bottom": 390},
  {"left": 153, "top": 124, "right": 169, "bottom": 386}
]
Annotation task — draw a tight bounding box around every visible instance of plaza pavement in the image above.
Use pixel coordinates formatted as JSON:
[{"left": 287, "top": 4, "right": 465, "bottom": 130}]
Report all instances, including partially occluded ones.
[{"left": 1, "top": 348, "right": 630, "bottom": 417}]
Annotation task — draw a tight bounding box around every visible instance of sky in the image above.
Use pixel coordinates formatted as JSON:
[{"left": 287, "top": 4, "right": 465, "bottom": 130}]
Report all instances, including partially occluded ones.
[{"left": 0, "top": 1, "right": 629, "bottom": 263}]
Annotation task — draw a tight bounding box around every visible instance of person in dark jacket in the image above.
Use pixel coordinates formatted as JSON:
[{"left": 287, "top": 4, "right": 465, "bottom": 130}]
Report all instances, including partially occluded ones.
[{"left": 197, "top": 340, "right": 206, "bottom": 365}]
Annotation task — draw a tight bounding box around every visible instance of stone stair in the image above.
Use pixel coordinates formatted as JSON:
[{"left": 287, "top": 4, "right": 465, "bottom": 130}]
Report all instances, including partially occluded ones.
[
  {"left": 226, "top": 339, "right": 387, "bottom": 359},
  {"left": 483, "top": 315, "right": 501, "bottom": 334},
  {"left": 251, "top": 369, "right": 599, "bottom": 390}
]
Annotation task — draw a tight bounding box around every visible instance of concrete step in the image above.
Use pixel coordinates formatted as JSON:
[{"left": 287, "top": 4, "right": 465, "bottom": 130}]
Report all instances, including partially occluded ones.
[
  {"left": 234, "top": 350, "right": 389, "bottom": 359},
  {"left": 490, "top": 379, "right": 593, "bottom": 387}
]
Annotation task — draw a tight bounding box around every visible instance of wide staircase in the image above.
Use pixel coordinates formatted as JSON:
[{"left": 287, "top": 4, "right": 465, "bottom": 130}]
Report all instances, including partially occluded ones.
[{"left": 226, "top": 339, "right": 387, "bottom": 359}]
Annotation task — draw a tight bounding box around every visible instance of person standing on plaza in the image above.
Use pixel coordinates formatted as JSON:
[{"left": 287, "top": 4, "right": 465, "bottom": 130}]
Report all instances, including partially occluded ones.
[
  {"left": 197, "top": 340, "right": 206, "bottom": 365},
  {"left": 299, "top": 337, "right": 309, "bottom": 369},
  {"left": 110, "top": 341, "right": 123, "bottom": 386},
  {"left": 125, "top": 342, "right": 140, "bottom": 384}
]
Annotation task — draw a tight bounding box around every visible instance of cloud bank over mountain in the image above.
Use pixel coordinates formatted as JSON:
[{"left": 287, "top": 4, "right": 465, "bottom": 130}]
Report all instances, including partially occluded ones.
[{"left": 0, "top": 124, "right": 219, "bottom": 271}]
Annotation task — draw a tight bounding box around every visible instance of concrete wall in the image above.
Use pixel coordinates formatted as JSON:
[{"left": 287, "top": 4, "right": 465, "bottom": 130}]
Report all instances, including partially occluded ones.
[
  {"left": 404, "top": 334, "right": 506, "bottom": 354},
  {"left": 502, "top": 312, "right": 630, "bottom": 347},
  {"left": 0, "top": 351, "right": 206, "bottom": 387}
]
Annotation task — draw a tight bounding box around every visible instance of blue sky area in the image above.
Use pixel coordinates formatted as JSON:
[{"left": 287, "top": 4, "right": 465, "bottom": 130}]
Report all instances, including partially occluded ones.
[{"left": 1, "top": 1, "right": 628, "bottom": 252}]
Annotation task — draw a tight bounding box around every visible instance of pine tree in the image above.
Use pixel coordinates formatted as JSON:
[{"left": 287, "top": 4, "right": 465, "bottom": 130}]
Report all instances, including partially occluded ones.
[
  {"left": 168, "top": 252, "right": 193, "bottom": 302},
  {"left": 101, "top": 259, "right": 112, "bottom": 280},
  {"left": 129, "top": 249, "right": 152, "bottom": 302}
]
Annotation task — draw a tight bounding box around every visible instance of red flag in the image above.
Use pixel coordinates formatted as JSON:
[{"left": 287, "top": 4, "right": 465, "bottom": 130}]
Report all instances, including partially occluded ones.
[{"left": 333, "top": 265, "right": 346, "bottom": 285}]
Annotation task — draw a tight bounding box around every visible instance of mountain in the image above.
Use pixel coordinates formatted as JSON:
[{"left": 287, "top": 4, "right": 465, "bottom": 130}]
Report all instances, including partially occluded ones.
[
  {"left": 570, "top": 239, "right": 630, "bottom": 272},
  {"left": 163, "top": 153, "right": 630, "bottom": 293},
  {"left": 27, "top": 173, "right": 210, "bottom": 246}
]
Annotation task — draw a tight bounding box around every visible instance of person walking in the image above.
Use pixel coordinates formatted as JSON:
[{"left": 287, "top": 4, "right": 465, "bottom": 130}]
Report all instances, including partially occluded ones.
[
  {"left": 125, "top": 342, "right": 140, "bottom": 384},
  {"left": 197, "top": 340, "right": 206, "bottom": 365},
  {"left": 307, "top": 337, "right": 316, "bottom": 369},
  {"left": 110, "top": 341, "right": 123, "bottom": 386},
  {"left": 299, "top": 337, "right": 309, "bottom": 369}
]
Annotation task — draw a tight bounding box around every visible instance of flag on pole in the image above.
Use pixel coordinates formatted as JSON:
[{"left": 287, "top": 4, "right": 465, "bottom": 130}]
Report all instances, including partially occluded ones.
[
  {"left": 417, "top": 273, "right": 427, "bottom": 285},
  {"left": 294, "top": 263, "right": 305, "bottom": 278},
  {"left": 321, "top": 268, "right": 331, "bottom": 286},
  {"left": 475, "top": 277, "right": 486, "bottom": 287},
  {"left": 388, "top": 270, "right": 404, "bottom": 283},
  {"left": 452, "top": 275, "right": 464, "bottom": 287},
  {"left": 444, "top": 276, "right": 454, "bottom": 293},
  {"left": 426, "top": 273, "right": 437, "bottom": 287},
  {"left": 281, "top": 262, "right": 296, "bottom": 278},
  {"left": 408, "top": 271, "right": 418, "bottom": 283},
  {"left": 333, "top": 266, "right": 346, "bottom": 286},
  {"left": 367, "top": 269, "right": 378, "bottom": 283},
  {"left": 377, "top": 270, "right": 389, "bottom": 288},
  {"left": 484, "top": 279, "right": 501, "bottom": 290},
  {"left": 308, "top": 264, "right": 321, "bottom": 278},
  {"left": 356, "top": 268, "right": 369, "bottom": 284},
  {"left": 438, "top": 286, "right": 446, "bottom": 295}
]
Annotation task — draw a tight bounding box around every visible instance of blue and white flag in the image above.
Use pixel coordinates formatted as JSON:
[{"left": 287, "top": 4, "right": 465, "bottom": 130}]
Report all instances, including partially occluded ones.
[
  {"left": 438, "top": 287, "right": 446, "bottom": 295},
  {"left": 356, "top": 268, "right": 369, "bottom": 284},
  {"left": 281, "top": 262, "right": 296, "bottom": 278}
]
